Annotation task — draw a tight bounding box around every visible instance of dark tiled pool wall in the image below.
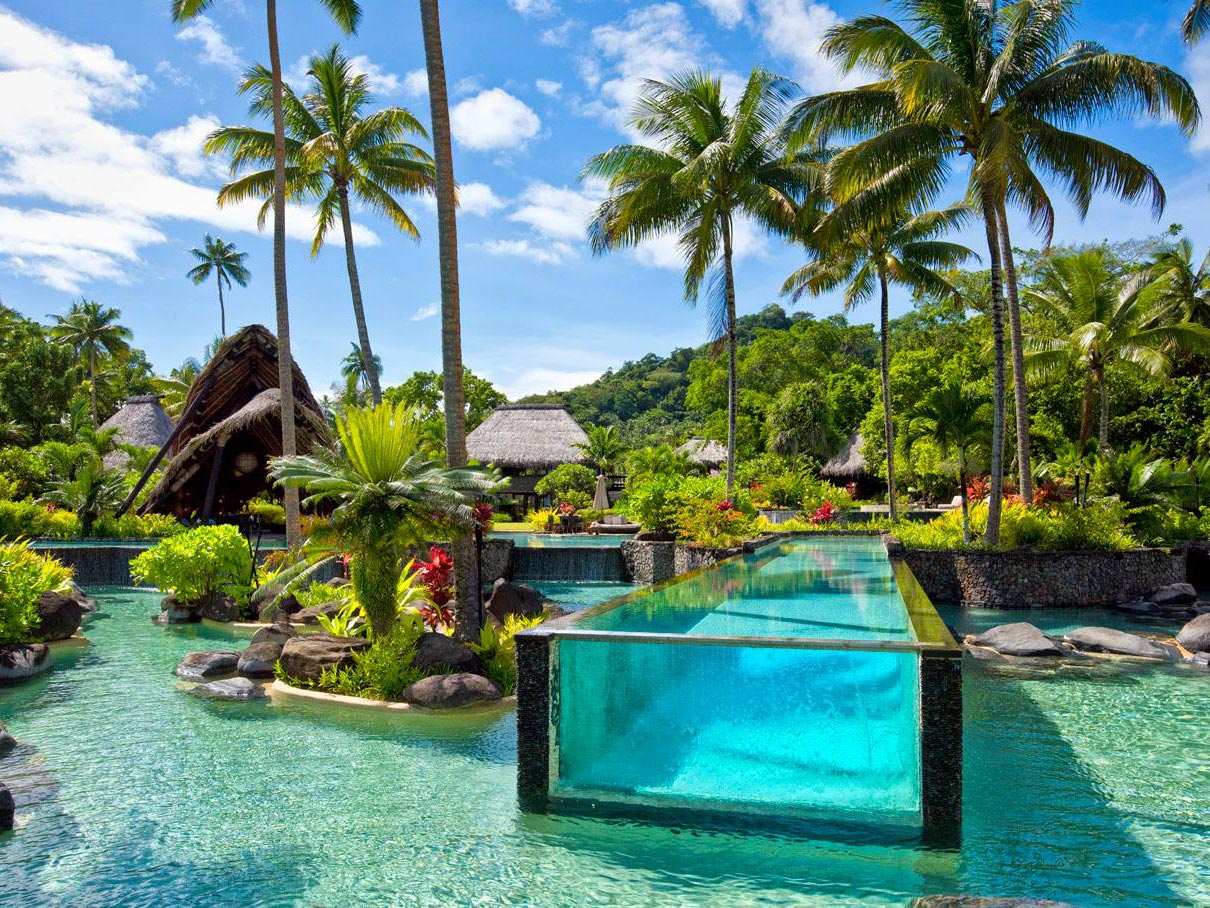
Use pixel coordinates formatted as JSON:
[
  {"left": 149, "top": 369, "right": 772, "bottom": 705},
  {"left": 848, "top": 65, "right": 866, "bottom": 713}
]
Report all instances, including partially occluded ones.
[
  {"left": 512, "top": 547, "right": 626, "bottom": 583},
  {"left": 920, "top": 650, "right": 963, "bottom": 845},
  {"left": 34, "top": 546, "right": 151, "bottom": 586},
  {"left": 515, "top": 633, "right": 552, "bottom": 811}
]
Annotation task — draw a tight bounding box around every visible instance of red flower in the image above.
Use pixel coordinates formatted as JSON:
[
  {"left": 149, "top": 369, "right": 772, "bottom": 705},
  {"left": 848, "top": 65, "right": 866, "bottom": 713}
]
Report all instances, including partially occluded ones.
[
  {"left": 714, "top": 499, "right": 736, "bottom": 512},
  {"left": 472, "top": 502, "right": 494, "bottom": 530},
  {"left": 418, "top": 603, "right": 454, "bottom": 631},
  {"left": 844, "top": 482, "right": 858, "bottom": 500},
  {"left": 809, "top": 501, "right": 838, "bottom": 525}
]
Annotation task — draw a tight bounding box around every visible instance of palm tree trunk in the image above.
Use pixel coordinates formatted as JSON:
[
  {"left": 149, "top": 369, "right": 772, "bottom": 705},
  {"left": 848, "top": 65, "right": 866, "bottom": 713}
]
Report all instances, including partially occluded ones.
[
  {"left": 217, "top": 278, "right": 226, "bottom": 337},
  {"left": 722, "top": 219, "right": 738, "bottom": 494},
  {"left": 1078, "top": 370, "right": 1095, "bottom": 448},
  {"left": 88, "top": 348, "right": 98, "bottom": 428},
  {"left": 1097, "top": 364, "right": 1110, "bottom": 451},
  {"left": 337, "top": 185, "right": 382, "bottom": 405},
  {"left": 420, "top": 0, "right": 478, "bottom": 640},
  {"left": 266, "top": 0, "right": 301, "bottom": 548},
  {"left": 996, "top": 200, "right": 1033, "bottom": 504},
  {"left": 979, "top": 185, "right": 1007, "bottom": 547},
  {"left": 878, "top": 268, "right": 897, "bottom": 521},
  {"left": 958, "top": 451, "right": 970, "bottom": 545}
]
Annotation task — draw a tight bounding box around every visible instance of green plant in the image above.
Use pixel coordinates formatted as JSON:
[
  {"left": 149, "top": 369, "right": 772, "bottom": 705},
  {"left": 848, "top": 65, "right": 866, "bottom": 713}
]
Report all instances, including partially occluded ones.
[
  {"left": 293, "top": 581, "right": 350, "bottom": 608},
  {"left": 573, "top": 425, "right": 627, "bottom": 474},
  {"left": 469, "top": 613, "right": 544, "bottom": 695},
  {"left": 674, "top": 497, "right": 759, "bottom": 548},
  {"left": 893, "top": 501, "right": 1136, "bottom": 552},
  {"left": 525, "top": 508, "right": 557, "bottom": 532},
  {"left": 315, "top": 598, "right": 367, "bottom": 637},
  {"left": 0, "top": 542, "right": 73, "bottom": 645},
  {"left": 186, "top": 234, "right": 250, "bottom": 337},
  {"left": 37, "top": 459, "right": 125, "bottom": 535},
  {"left": 130, "top": 524, "right": 254, "bottom": 604},
  {"left": 0, "top": 500, "right": 81, "bottom": 540},
  {"left": 620, "top": 475, "right": 682, "bottom": 533},
  {"left": 90, "top": 512, "right": 183, "bottom": 539},
  {"left": 244, "top": 497, "right": 287, "bottom": 525},
  {"left": 534, "top": 464, "right": 596, "bottom": 502}
]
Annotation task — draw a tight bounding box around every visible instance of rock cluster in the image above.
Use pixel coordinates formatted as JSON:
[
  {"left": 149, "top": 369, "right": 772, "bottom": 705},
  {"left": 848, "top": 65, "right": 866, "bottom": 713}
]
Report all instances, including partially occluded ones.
[
  {"left": 485, "top": 579, "right": 546, "bottom": 624},
  {"left": 0, "top": 644, "right": 50, "bottom": 684},
  {"left": 1112, "top": 583, "right": 1205, "bottom": 622},
  {"left": 35, "top": 590, "right": 86, "bottom": 641},
  {"left": 0, "top": 781, "right": 12, "bottom": 831},
  {"left": 968, "top": 613, "right": 1205, "bottom": 668},
  {"left": 188, "top": 677, "right": 268, "bottom": 701},
  {"left": 401, "top": 672, "right": 502, "bottom": 708},
  {"left": 277, "top": 634, "right": 369, "bottom": 682},
  {"left": 174, "top": 651, "right": 240, "bottom": 681}
]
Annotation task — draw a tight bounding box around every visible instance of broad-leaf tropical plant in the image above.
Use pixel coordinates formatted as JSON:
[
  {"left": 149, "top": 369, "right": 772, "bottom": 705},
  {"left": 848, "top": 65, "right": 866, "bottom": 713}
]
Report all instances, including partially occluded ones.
[
  {"left": 585, "top": 68, "right": 822, "bottom": 492},
  {"left": 186, "top": 234, "right": 250, "bottom": 337},
  {"left": 783, "top": 203, "right": 977, "bottom": 520},
  {"left": 206, "top": 46, "right": 435, "bottom": 405},
  {"left": 172, "top": 0, "right": 361, "bottom": 549},
  {"left": 270, "top": 401, "right": 497, "bottom": 638},
  {"left": 49, "top": 299, "right": 133, "bottom": 427}
]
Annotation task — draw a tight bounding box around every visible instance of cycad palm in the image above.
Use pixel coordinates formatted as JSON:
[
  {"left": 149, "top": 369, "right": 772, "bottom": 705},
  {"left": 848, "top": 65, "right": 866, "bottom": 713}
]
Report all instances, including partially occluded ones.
[
  {"left": 1025, "top": 249, "right": 1210, "bottom": 451},
  {"left": 788, "top": 0, "right": 1199, "bottom": 542},
  {"left": 172, "top": 0, "right": 361, "bottom": 549},
  {"left": 186, "top": 234, "right": 250, "bottom": 337},
  {"left": 270, "top": 401, "right": 497, "bottom": 638},
  {"left": 49, "top": 299, "right": 133, "bottom": 427},
  {"left": 206, "top": 46, "right": 434, "bottom": 405},
  {"left": 585, "top": 68, "right": 821, "bottom": 491},
  {"left": 782, "top": 204, "right": 976, "bottom": 520}
]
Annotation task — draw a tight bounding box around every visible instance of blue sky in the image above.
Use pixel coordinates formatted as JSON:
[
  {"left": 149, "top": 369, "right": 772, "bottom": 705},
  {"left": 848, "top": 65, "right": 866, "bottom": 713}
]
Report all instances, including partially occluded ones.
[{"left": 0, "top": 0, "right": 1208, "bottom": 400}]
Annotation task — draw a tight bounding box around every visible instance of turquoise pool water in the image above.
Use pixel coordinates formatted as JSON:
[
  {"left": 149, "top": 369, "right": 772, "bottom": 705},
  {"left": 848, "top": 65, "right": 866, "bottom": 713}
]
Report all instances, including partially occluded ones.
[
  {"left": 496, "top": 532, "right": 629, "bottom": 548},
  {"left": 1, "top": 589, "right": 1208, "bottom": 906},
  {"left": 530, "top": 581, "right": 641, "bottom": 610}
]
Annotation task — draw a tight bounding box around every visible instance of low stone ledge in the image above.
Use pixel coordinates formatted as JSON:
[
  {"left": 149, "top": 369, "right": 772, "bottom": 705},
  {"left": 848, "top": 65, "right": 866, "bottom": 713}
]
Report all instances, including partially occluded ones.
[{"left": 270, "top": 679, "right": 516, "bottom": 712}]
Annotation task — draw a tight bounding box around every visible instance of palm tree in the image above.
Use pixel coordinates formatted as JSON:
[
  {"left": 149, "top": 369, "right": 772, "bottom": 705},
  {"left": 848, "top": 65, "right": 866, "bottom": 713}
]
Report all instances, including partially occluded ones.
[
  {"left": 905, "top": 382, "right": 992, "bottom": 544},
  {"left": 418, "top": 0, "right": 477, "bottom": 638},
  {"left": 172, "top": 0, "right": 361, "bottom": 549},
  {"left": 585, "top": 68, "right": 820, "bottom": 493},
  {"left": 623, "top": 445, "right": 698, "bottom": 485},
  {"left": 1037, "top": 438, "right": 1098, "bottom": 506},
  {"left": 206, "top": 47, "right": 435, "bottom": 405},
  {"left": 271, "top": 401, "right": 496, "bottom": 638},
  {"left": 186, "top": 234, "right": 250, "bottom": 337},
  {"left": 49, "top": 299, "right": 132, "bottom": 427},
  {"left": 573, "top": 425, "right": 627, "bottom": 475},
  {"left": 39, "top": 458, "right": 125, "bottom": 536},
  {"left": 1025, "top": 249, "right": 1210, "bottom": 451},
  {"left": 1185, "top": 0, "right": 1210, "bottom": 43},
  {"left": 340, "top": 341, "right": 383, "bottom": 401},
  {"left": 789, "top": 0, "right": 1200, "bottom": 542},
  {"left": 1148, "top": 238, "right": 1210, "bottom": 327},
  {"left": 782, "top": 204, "right": 976, "bottom": 520}
]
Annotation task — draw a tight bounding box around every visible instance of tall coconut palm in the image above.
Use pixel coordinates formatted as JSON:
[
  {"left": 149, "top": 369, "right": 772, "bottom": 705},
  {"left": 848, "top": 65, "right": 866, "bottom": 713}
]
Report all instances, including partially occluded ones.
[
  {"left": 905, "top": 382, "right": 992, "bottom": 544},
  {"left": 49, "top": 299, "right": 132, "bottom": 427},
  {"left": 206, "top": 47, "right": 435, "bottom": 405},
  {"left": 341, "top": 341, "right": 383, "bottom": 402},
  {"left": 573, "top": 425, "right": 627, "bottom": 475},
  {"left": 788, "top": 0, "right": 1199, "bottom": 542},
  {"left": 172, "top": 0, "right": 361, "bottom": 548},
  {"left": 1025, "top": 249, "right": 1210, "bottom": 450},
  {"left": 585, "top": 68, "right": 820, "bottom": 492},
  {"left": 1148, "top": 238, "right": 1210, "bottom": 327},
  {"left": 782, "top": 204, "right": 976, "bottom": 520},
  {"left": 186, "top": 234, "right": 250, "bottom": 337},
  {"left": 418, "top": 0, "right": 477, "bottom": 638},
  {"left": 1185, "top": 0, "right": 1210, "bottom": 43}
]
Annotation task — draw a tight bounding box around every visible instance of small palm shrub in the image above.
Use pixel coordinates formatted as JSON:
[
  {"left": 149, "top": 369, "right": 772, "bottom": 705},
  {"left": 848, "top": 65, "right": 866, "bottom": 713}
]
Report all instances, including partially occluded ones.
[
  {"left": 0, "top": 542, "right": 73, "bottom": 645},
  {"left": 470, "top": 613, "right": 544, "bottom": 695},
  {"left": 130, "top": 524, "right": 253, "bottom": 604}
]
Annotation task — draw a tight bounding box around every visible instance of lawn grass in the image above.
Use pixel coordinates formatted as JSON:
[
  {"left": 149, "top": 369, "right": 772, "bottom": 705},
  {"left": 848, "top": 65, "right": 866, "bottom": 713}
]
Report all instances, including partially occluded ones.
[{"left": 492, "top": 521, "right": 533, "bottom": 532}]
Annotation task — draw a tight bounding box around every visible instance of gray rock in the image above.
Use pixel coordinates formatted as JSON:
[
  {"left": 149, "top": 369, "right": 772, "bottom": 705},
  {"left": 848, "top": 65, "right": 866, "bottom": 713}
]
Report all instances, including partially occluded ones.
[
  {"left": 1192, "top": 651, "right": 1210, "bottom": 668},
  {"left": 293, "top": 601, "right": 345, "bottom": 625},
  {"left": 278, "top": 634, "right": 369, "bottom": 683},
  {"left": 66, "top": 582, "right": 95, "bottom": 613},
  {"left": 157, "top": 596, "right": 199, "bottom": 624},
  {"left": 36, "top": 591, "right": 84, "bottom": 641},
  {"left": 1176, "top": 613, "right": 1210, "bottom": 654},
  {"left": 276, "top": 593, "right": 302, "bottom": 615},
  {"left": 402, "top": 672, "right": 502, "bottom": 709},
  {"left": 0, "top": 721, "right": 16, "bottom": 756},
  {"left": 486, "top": 578, "right": 545, "bottom": 624},
  {"left": 188, "top": 677, "right": 267, "bottom": 700},
  {"left": 1112, "top": 599, "right": 1158, "bottom": 616},
  {"left": 0, "top": 781, "right": 13, "bottom": 831},
  {"left": 198, "top": 593, "right": 240, "bottom": 623},
  {"left": 412, "top": 632, "right": 486, "bottom": 676},
  {"left": 912, "top": 898, "right": 1077, "bottom": 908},
  {"left": 1063, "top": 627, "right": 1180, "bottom": 661},
  {"left": 970, "top": 623, "right": 1064, "bottom": 657},
  {"left": 0, "top": 644, "right": 51, "bottom": 684},
  {"left": 250, "top": 622, "right": 297, "bottom": 647},
  {"left": 1151, "top": 583, "right": 1197, "bottom": 607},
  {"left": 174, "top": 651, "right": 240, "bottom": 681},
  {"left": 237, "top": 640, "right": 284, "bottom": 679}
]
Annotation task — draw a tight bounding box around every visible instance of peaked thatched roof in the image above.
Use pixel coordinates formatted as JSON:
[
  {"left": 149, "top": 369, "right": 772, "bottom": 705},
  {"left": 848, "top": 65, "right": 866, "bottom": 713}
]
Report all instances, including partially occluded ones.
[
  {"left": 466, "top": 404, "right": 588, "bottom": 472},
  {"left": 139, "top": 325, "right": 330, "bottom": 517},
  {"left": 675, "top": 436, "right": 728, "bottom": 467},
  {"left": 100, "top": 395, "right": 175, "bottom": 469},
  {"left": 821, "top": 431, "right": 867, "bottom": 479}
]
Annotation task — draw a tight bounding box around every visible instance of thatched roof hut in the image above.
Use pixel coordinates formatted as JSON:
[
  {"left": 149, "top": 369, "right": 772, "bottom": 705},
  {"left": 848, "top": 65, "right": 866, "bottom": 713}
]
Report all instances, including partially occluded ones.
[
  {"left": 100, "top": 395, "right": 174, "bottom": 469},
  {"left": 820, "top": 431, "right": 867, "bottom": 480},
  {"left": 466, "top": 404, "right": 588, "bottom": 472},
  {"left": 675, "top": 437, "right": 728, "bottom": 468},
  {"left": 139, "top": 325, "right": 330, "bottom": 518}
]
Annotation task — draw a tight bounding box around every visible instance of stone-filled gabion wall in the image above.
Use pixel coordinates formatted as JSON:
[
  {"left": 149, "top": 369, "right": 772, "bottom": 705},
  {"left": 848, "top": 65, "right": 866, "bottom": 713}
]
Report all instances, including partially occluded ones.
[{"left": 902, "top": 547, "right": 1187, "bottom": 607}]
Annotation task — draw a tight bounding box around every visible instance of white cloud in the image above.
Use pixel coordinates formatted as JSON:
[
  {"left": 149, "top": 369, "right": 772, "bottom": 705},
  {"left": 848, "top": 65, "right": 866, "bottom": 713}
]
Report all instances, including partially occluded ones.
[
  {"left": 403, "top": 68, "right": 429, "bottom": 98},
  {"left": 508, "top": 0, "right": 557, "bottom": 16},
  {"left": 480, "top": 238, "right": 574, "bottom": 264},
  {"left": 410, "top": 302, "right": 440, "bottom": 321},
  {"left": 348, "top": 55, "right": 402, "bottom": 94},
  {"left": 1189, "top": 43, "right": 1210, "bottom": 154},
  {"left": 150, "top": 114, "right": 221, "bottom": 178},
  {"left": 753, "top": 0, "right": 862, "bottom": 93},
  {"left": 699, "top": 0, "right": 747, "bottom": 27},
  {"left": 0, "top": 8, "right": 376, "bottom": 291},
  {"left": 535, "top": 78, "right": 562, "bottom": 97},
  {"left": 175, "top": 15, "right": 242, "bottom": 72},
  {"left": 495, "top": 367, "right": 604, "bottom": 399},
  {"left": 508, "top": 180, "right": 605, "bottom": 241},
  {"left": 450, "top": 88, "right": 541, "bottom": 152},
  {"left": 458, "top": 182, "right": 507, "bottom": 216},
  {"left": 633, "top": 217, "right": 769, "bottom": 269},
  {"left": 540, "top": 20, "right": 576, "bottom": 47}
]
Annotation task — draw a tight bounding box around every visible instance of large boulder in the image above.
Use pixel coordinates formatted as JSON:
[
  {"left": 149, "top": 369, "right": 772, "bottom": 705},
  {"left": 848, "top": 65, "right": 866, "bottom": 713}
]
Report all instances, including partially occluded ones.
[
  {"left": 278, "top": 634, "right": 369, "bottom": 683},
  {"left": 237, "top": 641, "right": 283, "bottom": 679},
  {"left": 250, "top": 622, "right": 297, "bottom": 647},
  {"left": 0, "top": 721, "right": 15, "bottom": 756},
  {"left": 402, "top": 673, "right": 502, "bottom": 709},
  {"left": 1151, "top": 583, "right": 1197, "bottom": 608},
  {"left": 188, "top": 677, "right": 267, "bottom": 701},
  {"left": 970, "top": 623, "right": 1065, "bottom": 657},
  {"left": 486, "top": 579, "right": 545, "bottom": 624},
  {"left": 912, "top": 899, "right": 1077, "bottom": 908},
  {"left": 66, "top": 582, "right": 95, "bottom": 613},
  {"left": 198, "top": 593, "right": 240, "bottom": 623},
  {"left": 0, "top": 781, "right": 13, "bottom": 831},
  {"left": 1176, "top": 613, "right": 1210, "bottom": 654},
  {"left": 1063, "top": 627, "right": 1180, "bottom": 661},
  {"left": 0, "top": 644, "right": 51, "bottom": 684},
  {"left": 293, "top": 601, "right": 345, "bottom": 625},
  {"left": 155, "top": 596, "right": 200, "bottom": 624},
  {"left": 412, "top": 632, "right": 486, "bottom": 677},
  {"left": 35, "top": 591, "right": 84, "bottom": 641},
  {"left": 174, "top": 651, "right": 240, "bottom": 681}
]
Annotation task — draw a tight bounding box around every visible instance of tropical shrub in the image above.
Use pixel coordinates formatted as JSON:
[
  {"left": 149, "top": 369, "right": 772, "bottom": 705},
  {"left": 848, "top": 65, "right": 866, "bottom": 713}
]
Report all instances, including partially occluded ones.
[
  {"left": 0, "top": 542, "right": 73, "bottom": 645},
  {"left": 244, "top": 496, "right": 287, "bottom": 525},
  {"left": 38, "top": 459, "right": 125, "bottom": 535},
  {"left": 526, "top": 508, "right": 557, "bottom": 531},
  {"left": 470, "top": 613, "right": 544, "bottom": 695},
  {"left": 290, "top": 612, "right": 429, "bottom": 701},
  {"left": 130, "top": 524, "right": 253, "bottom": 604},
  {"left": 675, "top": 496, "right": 759, "bottom": 548},
  {"left": 90, "top": 512, "right": 183, "bottom": 539},
  {"left": 294, "top": 581, "right": 350, "bottom": 608},
  {"left": 0, "top": 500, "right": 80, "bottom": 539},
  {"left": 534, "top": 463, "right": 596, "bottom": 501},
  {"left": 620, "top": 474, "right": 682, "bottom": 533},
  {"left": 0, "top": 448, "right": 49, "bottom": 500},
  {"left": 893, "top": 501, "right": 1136, "bottom": 551}
]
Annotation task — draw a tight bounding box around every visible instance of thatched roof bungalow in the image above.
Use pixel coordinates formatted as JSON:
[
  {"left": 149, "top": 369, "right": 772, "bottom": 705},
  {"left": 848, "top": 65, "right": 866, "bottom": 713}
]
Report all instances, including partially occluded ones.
[
  {"left": 139, "top": 325, "right": 330, "bottom": 519},
  {"left": 821, "top": 431, "right": 867, "bottom": 481},
  {"left": 467, "top": 404, "right": 588, "bottom": 472},
  {"left": 100, "top": 395, "right": 174, "bottom": 470},
  {"left": 675, "top": 437, "right": 728, "bottom": 469}
]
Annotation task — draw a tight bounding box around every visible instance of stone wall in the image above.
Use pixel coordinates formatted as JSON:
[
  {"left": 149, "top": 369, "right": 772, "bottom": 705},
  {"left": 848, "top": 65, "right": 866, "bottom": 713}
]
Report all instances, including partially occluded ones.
[
  {"left": 621, "top": 535, "right": 781, "bottom": 583},
  {"left": 902, "top": 547, "right": 1187, "bottom": 608}
]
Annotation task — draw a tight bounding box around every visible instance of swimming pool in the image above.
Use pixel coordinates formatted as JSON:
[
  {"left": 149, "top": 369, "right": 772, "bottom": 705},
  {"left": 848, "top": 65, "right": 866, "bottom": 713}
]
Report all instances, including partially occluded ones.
[
  {"left": 1, "top": 588, "right": 1207, "bottom": 905},
  {"left": 529, "top": 581, "right": 641, "bottom": 610},
  {"left": 496, "top": 532, "right": 629, "bottom": 548}
]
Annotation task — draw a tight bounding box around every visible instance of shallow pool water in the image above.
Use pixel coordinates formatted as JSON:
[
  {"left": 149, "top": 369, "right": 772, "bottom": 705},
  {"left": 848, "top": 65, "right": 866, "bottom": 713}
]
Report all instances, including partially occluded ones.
[
  {"left": 496, "top": 532, "right": 629, "bottom": 548},
  {"left": 1, "top": 588, "right": 1208, "bottom": 907},
  {"left": 529, "top": 581, "right": 641, "bottom": 610}
]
